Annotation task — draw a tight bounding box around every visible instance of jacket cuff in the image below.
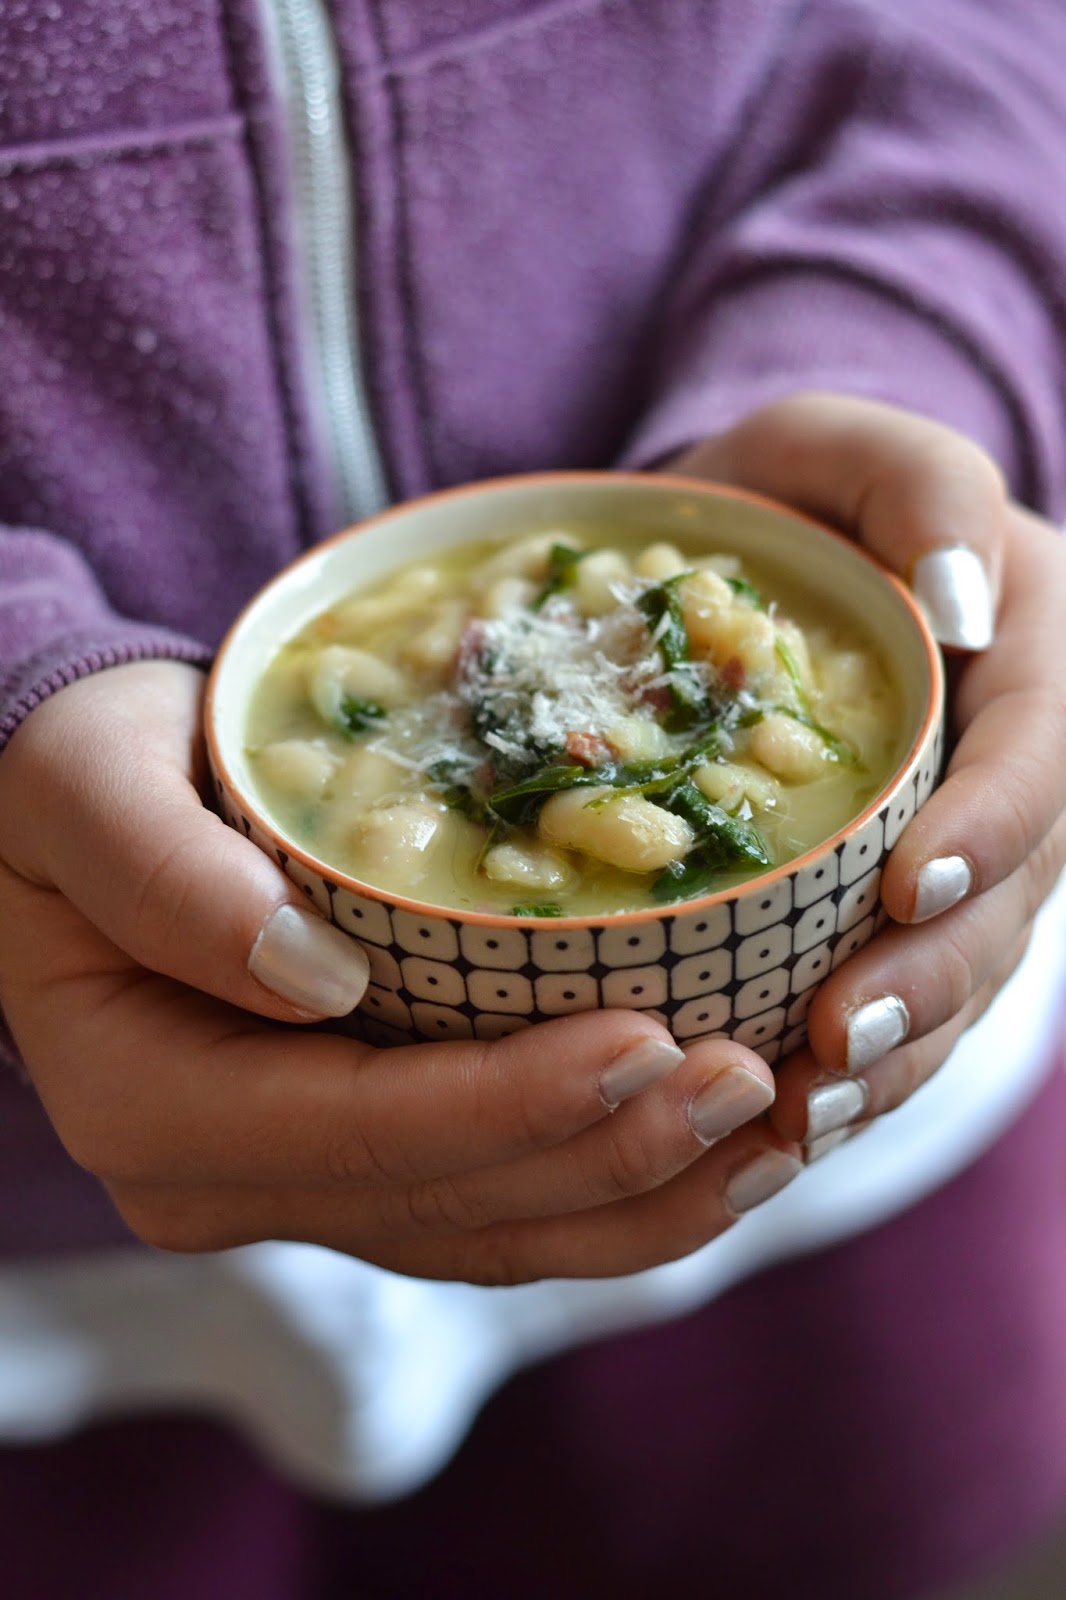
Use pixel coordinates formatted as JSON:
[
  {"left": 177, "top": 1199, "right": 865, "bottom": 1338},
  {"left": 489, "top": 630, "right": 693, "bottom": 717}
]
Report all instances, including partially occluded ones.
[
  {"left": 619, "top": 272, "right": 1027, "bottom": 492},
  {"left": 0, "top": 627, "right": 214, "bottom": 755}
]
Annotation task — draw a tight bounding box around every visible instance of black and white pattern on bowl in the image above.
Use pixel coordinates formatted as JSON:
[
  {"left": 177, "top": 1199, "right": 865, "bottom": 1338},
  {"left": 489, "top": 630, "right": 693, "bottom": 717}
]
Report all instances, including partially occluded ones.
[{"left": 212, "top": 716, "right": 943, "bottom": 1064}]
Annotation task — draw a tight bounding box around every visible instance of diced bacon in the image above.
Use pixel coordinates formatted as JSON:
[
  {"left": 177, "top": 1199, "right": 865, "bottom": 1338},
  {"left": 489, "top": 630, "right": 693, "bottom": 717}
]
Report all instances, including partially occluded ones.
[
  {"left": 565, "top": 730, "right": 613, "bottom": 767},
  {"left": 637, "top": 684, "right": 673, "bottom": 717},
  {"left": 720, "top": 655, "right": 746, "bottom": 692}
]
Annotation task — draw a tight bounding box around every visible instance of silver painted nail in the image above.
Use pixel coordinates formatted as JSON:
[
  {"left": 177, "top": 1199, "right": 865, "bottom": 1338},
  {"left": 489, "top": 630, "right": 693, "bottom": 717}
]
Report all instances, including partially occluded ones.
[
  {"left": 249, "top": 903, "right": 370, "bottom": 1016},
  {"left": 599, "top": 1037, "right": 685, "bottom": 1109},
  {"left": 846, "top": 995, "right": 910, "bottom": 1073},
  {"left": 913, "top": 855, "right": 973, "bottom": 922},
  {"left": 724, "top": 1150, "right": 803, "bottom": 1216},
  {"left": 805, "top": 1127, "right": 852, "bottom": 1164},
  {"left": 912, "top": 547, "right": 994, "bottom": 650},
  {"left": 688, "top": 1067, "right": 774, "bottom": 1146},
  {"left": 806, "top": 1076, "right": 868, "bottom": 1140}
]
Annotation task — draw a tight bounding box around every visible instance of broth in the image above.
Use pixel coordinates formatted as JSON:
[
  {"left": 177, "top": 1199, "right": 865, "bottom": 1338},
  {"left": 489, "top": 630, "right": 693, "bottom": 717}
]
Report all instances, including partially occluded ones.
[{"left": 245, "top": 527, "right": 904, "bottom": 916}]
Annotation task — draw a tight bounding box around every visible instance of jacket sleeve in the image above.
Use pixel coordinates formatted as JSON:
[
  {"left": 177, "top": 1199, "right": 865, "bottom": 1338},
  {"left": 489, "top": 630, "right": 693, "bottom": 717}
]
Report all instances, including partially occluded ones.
[
  {"left": 620, "top": 0, "right": 1066, "bottom": 518},
  {"left": 0, "top": 527, "right": 213, "bottom": 754}
]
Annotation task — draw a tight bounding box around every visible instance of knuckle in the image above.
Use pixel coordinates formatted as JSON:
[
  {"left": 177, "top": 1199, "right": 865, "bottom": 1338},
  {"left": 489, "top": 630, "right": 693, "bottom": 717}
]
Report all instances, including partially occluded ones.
[
  {"left": 399, "top": 1175, "right": 487, "bottom": 1236},
  {"left": 994, "top": 764, "right": 1044, "bottom": 869},
  {"left": 322, "top": 1121, "right": 407, "bottom": 1187},
  {"left": 504, "top": 1065, "right": 573, "bottom": 1155},
  {"left": 129, "top": 827, "right": 204, "bottom": 954},
  {"left": 596, "top": 1122, "right": 674, "bottom": 1202},
  {"left": 924, "top": 921, "right": 979, "bottom": 1023}
]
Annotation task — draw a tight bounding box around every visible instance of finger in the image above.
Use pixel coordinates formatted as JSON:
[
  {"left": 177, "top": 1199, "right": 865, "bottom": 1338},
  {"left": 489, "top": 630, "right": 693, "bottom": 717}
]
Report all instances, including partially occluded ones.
[
  {"left": 770, "top": 924, "right": 1034, "bottom": 1145},
  {"left": 813, "top": 819, "right": 1058, "bottom": 1071},
  {"left": 880, "top": 508, "right": 1066, "bottom": 923},
  {"left": 322, "top": 1040, "right": 775, "bottom": 1234},
  {"left": 672, "top": 392, "right": 1003, "bottom": 647},
  {"left": 0, "top": 661, "right": 371, "bottom": 1022},
  {"left": 111, "top": 1121, "right": 803, "bottom": 1283},
  {"left": 4, "top": 876, "right": 724, "bottom": 1189}
]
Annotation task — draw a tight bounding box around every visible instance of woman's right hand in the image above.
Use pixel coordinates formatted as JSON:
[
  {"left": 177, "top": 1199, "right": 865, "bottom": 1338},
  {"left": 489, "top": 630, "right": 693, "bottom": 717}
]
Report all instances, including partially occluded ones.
[{"left": 0, "top": 660, "right": 797, "bottom": 1283}]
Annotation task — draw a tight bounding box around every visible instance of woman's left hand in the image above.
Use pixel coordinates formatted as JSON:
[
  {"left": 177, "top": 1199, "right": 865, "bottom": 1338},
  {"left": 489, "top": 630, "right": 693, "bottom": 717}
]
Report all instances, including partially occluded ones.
[{"left": 670, "top": 393, "right": 1066, "bottom": 1155}]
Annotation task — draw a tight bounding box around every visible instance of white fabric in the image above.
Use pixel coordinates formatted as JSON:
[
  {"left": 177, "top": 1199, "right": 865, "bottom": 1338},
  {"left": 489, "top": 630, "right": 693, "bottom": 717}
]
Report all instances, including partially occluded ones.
[{"left": 1, "top": 873, "right": 1063, "bottom": 1502}]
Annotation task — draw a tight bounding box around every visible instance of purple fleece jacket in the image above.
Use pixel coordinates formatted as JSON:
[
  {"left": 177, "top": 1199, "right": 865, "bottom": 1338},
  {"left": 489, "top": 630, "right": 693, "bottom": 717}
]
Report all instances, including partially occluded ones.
[{"left": 1, "top": 0, "right": 1065, "bottom": 1257}]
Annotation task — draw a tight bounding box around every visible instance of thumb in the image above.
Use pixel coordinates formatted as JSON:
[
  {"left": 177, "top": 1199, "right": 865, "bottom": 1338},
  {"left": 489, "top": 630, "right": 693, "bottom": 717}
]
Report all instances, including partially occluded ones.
[
  {"left": 671, "top": 391, "right": 1001, "bottom": 651},
  {"left": 0, "top": 661, "right": 370, "bottom": 1022}
]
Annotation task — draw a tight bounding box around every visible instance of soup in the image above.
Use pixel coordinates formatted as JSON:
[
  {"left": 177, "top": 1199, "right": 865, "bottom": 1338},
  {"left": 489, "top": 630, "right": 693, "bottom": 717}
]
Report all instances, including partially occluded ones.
[{"left": 244, "top": 528, "right": 904, "bottom": 917}]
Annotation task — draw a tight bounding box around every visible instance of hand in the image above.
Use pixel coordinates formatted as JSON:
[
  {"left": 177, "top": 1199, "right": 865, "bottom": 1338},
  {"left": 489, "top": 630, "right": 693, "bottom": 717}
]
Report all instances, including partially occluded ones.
[
  {"left": 671, "top": 393, "right": 1066, "bottom": 1151},
  {"left": 0, "top": 661, "right": 798, "bottom": 1282}
]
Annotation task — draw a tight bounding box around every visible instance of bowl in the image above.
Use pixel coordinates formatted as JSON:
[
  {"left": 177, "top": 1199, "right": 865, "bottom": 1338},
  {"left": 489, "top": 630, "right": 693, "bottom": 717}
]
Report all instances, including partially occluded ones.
[{"left": 205, "top": 472, "right": 944, "bottom": 1062}]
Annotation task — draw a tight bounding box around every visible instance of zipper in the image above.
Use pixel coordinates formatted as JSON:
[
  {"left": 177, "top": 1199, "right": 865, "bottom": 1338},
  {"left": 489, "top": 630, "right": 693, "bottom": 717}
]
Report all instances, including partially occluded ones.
[{"left": 256, "top": 0, "right": 390, "bottom": 530}]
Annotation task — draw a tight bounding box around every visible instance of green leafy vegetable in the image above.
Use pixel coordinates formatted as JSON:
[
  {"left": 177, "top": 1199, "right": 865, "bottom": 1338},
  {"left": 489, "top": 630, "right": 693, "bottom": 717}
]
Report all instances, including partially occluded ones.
[
  {"left": 489, "top": 763, "right": 608, "bottom": 825},
  {"left": 488, "top": 731, "right": 721, "bottom": 825},
  {"left": 652, "top": 781, "right": 771, "bottom": 904},
  {"left": 635, "top": 573, "right": 707, "bottom": 731},
  {"left": 531, "top": 543, "right": 590, "bottom": 609},
  {"left": 426, "top": 758, "right": 491, "bottom": 821},
  {"left": 726, "top": 575, "right": 763, "bottom": 607},
  {"left": 510, "top": 902, "right": 563, "bottom": 918},
  {"left": 338, "top": 696, "right": 387, "bottom": 736},
  {"left": 772, "top": 637, "right": 858, "bottom": 767}
]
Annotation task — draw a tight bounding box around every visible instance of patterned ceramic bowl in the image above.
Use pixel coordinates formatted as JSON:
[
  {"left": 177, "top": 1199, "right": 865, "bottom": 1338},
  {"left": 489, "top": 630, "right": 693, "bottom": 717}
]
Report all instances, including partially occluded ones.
[{"left": 205, "top": 473, "right": 944, "bottom": 1062}]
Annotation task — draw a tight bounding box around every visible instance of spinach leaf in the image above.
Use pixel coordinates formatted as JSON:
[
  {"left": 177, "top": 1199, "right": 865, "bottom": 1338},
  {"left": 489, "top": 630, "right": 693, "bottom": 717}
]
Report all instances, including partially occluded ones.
[
  {"left": 771, "top": 637, "right": 858, "bottom": 767},
  {"left": 635, "top": 573, "right": 707, "bottom": 731},
  {"left": 510, "top": 902, "right": 563, "bottom": 918},
  {"left": 338, "top": 696, "right": 387, "bottom": 736},
  {"left": 651, "top": 856, "right": 718, "bottom": 903},
  {"left": 426, "top": 758, "right": 491, "bottom": 822},
  {"left": 489, "top": 730, "right": 722, "bottom": 825},
  {"left": 489, "top": 763, "right": 607, "bottom": 825},
  {"left": 531, "top": 543, "right": 590, "bottom": 609},
  {"left": 651, "top": 781, "right": 771, "bottom": 904},
  {"left": 726, "top": 575, "right": 763, "bottom": 607},
  {"left": 661, "top": 783, "right": 770, "bottom": 869}
]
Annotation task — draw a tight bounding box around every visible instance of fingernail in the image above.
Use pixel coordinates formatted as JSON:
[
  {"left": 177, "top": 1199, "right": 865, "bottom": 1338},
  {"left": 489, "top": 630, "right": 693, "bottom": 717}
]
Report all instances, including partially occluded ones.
[
  {"left": 846, "top": 995, "right": 910, "bottom": 1072},
  {"left": 725, "top": 1150, "right": 803, "bottom": 1216},
  {"left": 912, "top": 547, "right": 994, "bottom": 650},
  {"left": 913, "top": 855, "right": 973, "bottom": 922},
  {"left": 806, "top": 1127, "right": 851, "bottom": 1164},
  {"left": 599, "top": 1037, "right": 685, "bottom": 1109},
  {"left": 249, "top": 903, "right": 371, "bottom": 1016},
  {"left": 806, "top": 1075, "right": 868, "bottom": 1140},
  {"left": 688, "top": 1066, "right": 774, "bottom": 1146}
]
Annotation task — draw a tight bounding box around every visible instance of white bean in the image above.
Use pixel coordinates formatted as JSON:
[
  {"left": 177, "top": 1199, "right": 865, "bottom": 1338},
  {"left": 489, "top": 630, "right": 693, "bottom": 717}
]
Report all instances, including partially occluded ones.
[
  {"left": 538, "top": 787, "right": 694, "bottom": 873},
  {"left": 635, "top": 541, "right": 687, "bottom": 581},
  {"left": 333, "top": 745, "right": 409, "bottom": 807},
  {"left": 604, "top": 715, "right": 672, "bottom": 763},
  {"left": 572, "top": 549, "right": 632, "bottom": 616},
  {"left": 400, "top": 599, "right": 468, "bottom": 675},
  {"left": 478, "top": 576, "right": 538, "bottom": 618},
  {"left": 694, "top": 759, "right": 780, "bottom": 812},
  {"left": 748, "top": 713, "right": 830, "bottom": 782},
  {"left": 477, "top": 531, "right": 582, "bottom": 585},
  {"left": 257, "top": 739, "right": 339, "bottom": 799},
  {"left": 482, "top": 840, "right": 573, "bottom": 891},
  {"left": 328, "top": 568, "right": 446, "bottom": 636},
  {"left": 817, "top": 648, "right": 879, "bottom": 706},
  {"left": 309, "top": 644, "right": 410, "bottom": 725},
  {"left": 350, "top": 803, "right": 445, "bottom": 884},
  {"left": 680, "top": 571, "right": 778, "bottom": 683}
]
